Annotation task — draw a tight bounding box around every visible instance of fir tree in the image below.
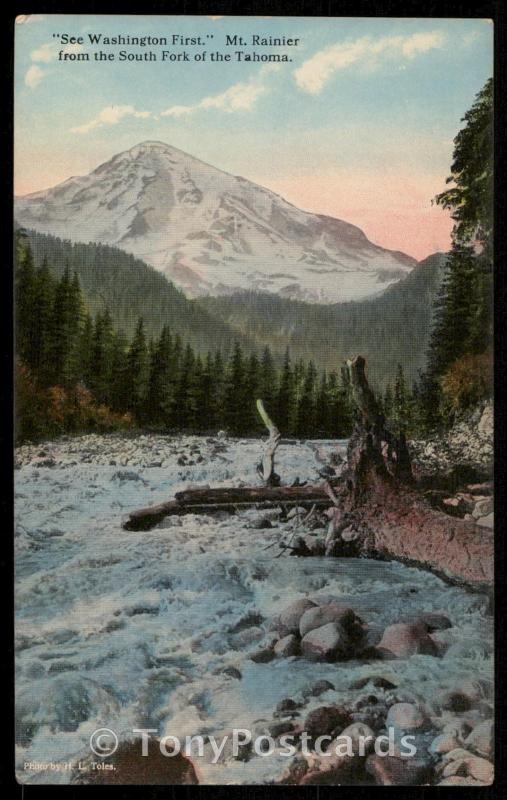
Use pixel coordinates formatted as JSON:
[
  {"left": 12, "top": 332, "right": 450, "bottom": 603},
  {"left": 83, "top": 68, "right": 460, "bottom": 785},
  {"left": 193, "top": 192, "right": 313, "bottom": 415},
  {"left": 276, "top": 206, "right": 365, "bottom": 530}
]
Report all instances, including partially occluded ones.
[
  {"left": 277, "top": 347, "right": 294, "bottom": 435},
  {"left": 260, "top": 345, "right": 278, "bottom": 417},
  {"left": 125, "top": 317, "right": 149, "bottom": 421},
  {"left": 224, "top": 342, "right": 247, "bottom": 435},
  {"left": 295, "top": 361, "right": 317, "bottom": 437},
  {"left": 146, "top": 325, "right": 175, "bottom": 427},
  {"left": 15, "top": 232, "right": 37, "bottom": 368},
  {"left": 173, "top": 343, "right": 195, "bottom": 430}
]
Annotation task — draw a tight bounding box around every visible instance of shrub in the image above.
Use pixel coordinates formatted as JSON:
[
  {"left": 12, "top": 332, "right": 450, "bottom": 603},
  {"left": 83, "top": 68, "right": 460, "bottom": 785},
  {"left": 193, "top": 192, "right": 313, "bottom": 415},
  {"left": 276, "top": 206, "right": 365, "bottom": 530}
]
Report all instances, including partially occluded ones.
[{"left": 441, "top": 349, "right": 493, "bottom": 411}]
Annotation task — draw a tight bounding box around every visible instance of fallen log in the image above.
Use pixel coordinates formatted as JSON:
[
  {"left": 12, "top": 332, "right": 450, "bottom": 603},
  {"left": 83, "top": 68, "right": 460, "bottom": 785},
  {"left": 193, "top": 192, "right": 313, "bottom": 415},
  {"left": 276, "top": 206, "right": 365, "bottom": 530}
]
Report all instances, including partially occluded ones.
[
  {"left": 123, "top": 484, "right": 332, "bottom": 531},
  {"left": 327, "top": 356, "right": 493, "bottom": 592}
]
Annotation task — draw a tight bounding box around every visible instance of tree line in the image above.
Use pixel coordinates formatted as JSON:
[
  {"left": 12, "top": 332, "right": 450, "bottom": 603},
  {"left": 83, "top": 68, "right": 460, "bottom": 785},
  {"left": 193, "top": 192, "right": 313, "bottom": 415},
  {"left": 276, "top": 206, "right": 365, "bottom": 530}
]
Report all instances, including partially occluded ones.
[
  {"left": 415, "top": 77, "right": 493, "bottom": 430},
  {"left": 15, "top": 231, "right": 356, "bottom": 442}
]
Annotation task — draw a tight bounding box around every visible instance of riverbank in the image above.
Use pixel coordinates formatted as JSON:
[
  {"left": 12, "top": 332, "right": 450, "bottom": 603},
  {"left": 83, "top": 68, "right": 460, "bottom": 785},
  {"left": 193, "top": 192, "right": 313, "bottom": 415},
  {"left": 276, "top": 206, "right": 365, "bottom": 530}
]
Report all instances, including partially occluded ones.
[{"left": 15, "top": 434, "right": 493, "bottom": 785}]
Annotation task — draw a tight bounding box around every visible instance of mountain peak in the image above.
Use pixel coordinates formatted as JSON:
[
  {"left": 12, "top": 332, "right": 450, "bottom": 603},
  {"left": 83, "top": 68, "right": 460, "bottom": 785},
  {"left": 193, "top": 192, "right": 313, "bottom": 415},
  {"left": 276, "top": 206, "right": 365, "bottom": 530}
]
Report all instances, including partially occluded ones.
[{"left": 14, "top": 144, "right": 417, "bottom": 303}]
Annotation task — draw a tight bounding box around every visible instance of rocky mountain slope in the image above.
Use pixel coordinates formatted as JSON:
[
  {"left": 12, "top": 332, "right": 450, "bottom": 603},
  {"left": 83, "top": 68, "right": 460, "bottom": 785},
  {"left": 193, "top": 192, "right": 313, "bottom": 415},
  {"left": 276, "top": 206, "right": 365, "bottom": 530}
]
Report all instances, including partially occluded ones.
[{"left": 15, "top": 141, "right": 416, "bottom": 303}]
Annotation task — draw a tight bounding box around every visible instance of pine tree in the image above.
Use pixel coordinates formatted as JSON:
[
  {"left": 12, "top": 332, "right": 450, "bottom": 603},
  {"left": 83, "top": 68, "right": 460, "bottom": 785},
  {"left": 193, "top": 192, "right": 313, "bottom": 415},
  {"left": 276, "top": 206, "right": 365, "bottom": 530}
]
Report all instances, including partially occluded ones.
[
  {"left": 109, "top": 331, "right": 130, "bottom": 413},
  {"left": 173, "top": 343, "right": 195, "bottom": 430},
  {"left": 260, "top": 345, "right": 278, "bottom": 417},
  {"left": 295, "top": 361, "right": 317, "bottom": 437},
  {"left": 420, "top": 78, "right": 493, "bottom": 426},
  {"left": 125, "top": 317, "right": 149, "bottom": 421},
  {"left": 392, "top": 363, "right": 411, "bottom": 431},
  {"left": 383, "top": 383, "right": 394, "bottom": 419},
  {"left": 244, "top": 352, "right": 262, "bottom": 434},
  {"left": 277, "top": 347, "right": 294, "bottom": 435},
  {"left": 15, "top": 232, "right": 38, "bottom": 368},
  {"left": 31, "top": 257, "right": 56, "bottom": 378},
  {"left": 146, "top": 325, "right": 175, "bottom": 427},
  {"left": 90, "top": 308, "right": 115, "bottom": 404},
  {"left": 315, "top": 371, "right": 330, "bottom": 436},
  {"left": 78, "top": 312, "right": 95, "bottom": 389},
  {"left": 327, "top": 370, "right": 353, "bottom": 438},
  {"left": 224, "top": 342, "right": 247, "bottom": 435},
  {"left": 46, "top": 266, "right": 84, "bottom": 387}
]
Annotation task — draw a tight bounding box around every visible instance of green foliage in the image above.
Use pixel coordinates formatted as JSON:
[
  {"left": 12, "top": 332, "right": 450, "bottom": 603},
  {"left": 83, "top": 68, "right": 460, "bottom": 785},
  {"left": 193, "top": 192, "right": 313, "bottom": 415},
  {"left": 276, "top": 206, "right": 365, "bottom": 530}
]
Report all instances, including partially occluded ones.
[
  {"left": 441, "top": 350, "right": 493, "bottom": 411},
  {"left": 15, "top": 232, "right": 356, "bottom": 442},
  {"left": 435, "top": 77, "right": 493, "bottom": 252},
  {"left": 21, "top": 227, "right": 248, "bottom": 358},
  {"left": 198, "top": 252, "right": 448, "bottom": 390},
  {"left": 419, "top": 78, "right": 493, "bottom": 428}
]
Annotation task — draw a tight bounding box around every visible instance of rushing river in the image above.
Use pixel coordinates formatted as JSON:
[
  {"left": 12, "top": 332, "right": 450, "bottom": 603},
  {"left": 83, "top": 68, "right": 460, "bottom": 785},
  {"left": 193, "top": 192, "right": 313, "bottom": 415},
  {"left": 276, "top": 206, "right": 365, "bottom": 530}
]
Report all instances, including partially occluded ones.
[{"left": 14, "top": 434, "right": 493, "bottom": 784}]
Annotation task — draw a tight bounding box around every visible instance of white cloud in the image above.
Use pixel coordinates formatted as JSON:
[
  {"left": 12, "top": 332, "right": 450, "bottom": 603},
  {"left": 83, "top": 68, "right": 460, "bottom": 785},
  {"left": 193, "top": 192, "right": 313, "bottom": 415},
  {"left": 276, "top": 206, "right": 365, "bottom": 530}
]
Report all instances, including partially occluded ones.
[
  {"left": 294, "top": 31, "right": 445, "bottom": 94},
  {"left": 25, "top": 65, "right": 44, "bottom": 89},
  {"left": 30, "top": 43, "right": 54, "bottom": 62},
  {"left": 71, "top": 105, "right": 152, "bottom": 134},
  {"left": 162, "top": 65, "right": 279, "bottom": 118},
  {"left": 31, "top": 41, "right": 85, "bottom": 63}
]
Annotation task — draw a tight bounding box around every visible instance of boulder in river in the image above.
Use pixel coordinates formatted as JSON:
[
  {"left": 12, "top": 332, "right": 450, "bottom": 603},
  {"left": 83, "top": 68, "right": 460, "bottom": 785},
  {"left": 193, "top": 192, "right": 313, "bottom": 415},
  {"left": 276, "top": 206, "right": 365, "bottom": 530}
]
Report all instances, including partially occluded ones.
[
  {"left": 386, "top": 702, "right": 429, "bottom": 731},
  {"left": 274, "top": 634, "right": 299, "bottom": 658},
  {"left": 299, "top": 603, "right": 360, "bottom": 638},
  {"left": 301, "top": 622, "right": 350, "bottom": 661},
  {"left": 272, "top": 598, "right": 317, "bottom": 637},
  {"left": 72, "top": 738, "right": 198, "bottom": 784},
  {"left": 377, "top": 622, "right": 439, "bottom": 658},
  {"left": 366, "top": 753, "right": 433, "bottom": 785},
  {"left": 303, "top": 705, "right": 352, "bottom": 738},
  {"left": 465, "top": 718, "right": 494, "bottom": 759}
]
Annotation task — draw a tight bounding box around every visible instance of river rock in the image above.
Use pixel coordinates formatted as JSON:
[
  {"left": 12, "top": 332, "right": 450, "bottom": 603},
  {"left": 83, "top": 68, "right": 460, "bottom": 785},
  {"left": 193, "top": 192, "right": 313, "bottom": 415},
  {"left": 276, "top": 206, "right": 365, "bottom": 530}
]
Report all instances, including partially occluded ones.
[
  {"left": 438, "top": 689, "right": 473, "bottom": 712},
  {"left": 302, "top": 679, "right": 335, "bottom": 698},
  {"left": 336, "top": 722, "right": 376, "bottom": 755},
  {"left": 299, "top": 604, "right": 360, "bottom": 638},
  {"left": 274, "top": 697, "right": 301, "bottom": 716},
  {"left": 366, "top": 754, "right": 433, "bottom": 785},
  {"left": 473, "top": 496, "right": 493, "bottom": 518},
  {"left": 386, "top": 703, "right": 429, "bottom": 731},
  {"left": 301, "top": 622, "right": 350, "bottom": 661},
  {"left": 267, "top": 719, "right": 298, "bottom": 738},
  {"left": 350, "top": 675, "right": 397, "bottom": 691},
  {"left": 72, "top": 738, "right": 198, "bottom": 784},
  {"left": 402, "top": 612, "right": 452, "bottom": 632},
  {"left": 465, "top": 719, "right": 494, "bottom": 758},
  {"left": 440, "top": 749, "right": 494, "bottom": 783},
  {"left": 221, "top": 666, "right": 242, "bottom": 680},
  {"left": 430, "top": 733, "right": 461, "bottom": 754},
  {"left": 273, "top": 598, "right": 317, "bottom": 636},
  {"left": 377, "top": 622, "right": 439, "bottom": 658},
  {"left": 299, "top": 757, "right": 365, "bottom": 785},
  {"left": 249, "top": 647, "right": 276, "bottom": 664},
  {"left": 279, "top": 756, "right": 309, "bottom": 784},
  {"left": 303, "top": 705, "right": 352, "bottom": 738},
  {"left": 274, "top": 634, "right": 299, "bottom": 658}
]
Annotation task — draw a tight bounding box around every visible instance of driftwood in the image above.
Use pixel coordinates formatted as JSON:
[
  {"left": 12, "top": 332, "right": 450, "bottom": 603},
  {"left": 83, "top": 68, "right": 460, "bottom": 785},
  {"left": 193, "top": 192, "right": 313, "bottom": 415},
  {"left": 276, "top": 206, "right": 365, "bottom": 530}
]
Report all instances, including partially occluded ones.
[
  {"left": 256, "top": 399, "right": 281, "bottom": 486},
  {"left": 122, "top": 354, "right": 492, "bottom": 593},
  {"left": 123, "top": 485, "right": 331, "bottom": 531},
  {"left": 327, "top": 355, "right": 493, "bottom": 592}
]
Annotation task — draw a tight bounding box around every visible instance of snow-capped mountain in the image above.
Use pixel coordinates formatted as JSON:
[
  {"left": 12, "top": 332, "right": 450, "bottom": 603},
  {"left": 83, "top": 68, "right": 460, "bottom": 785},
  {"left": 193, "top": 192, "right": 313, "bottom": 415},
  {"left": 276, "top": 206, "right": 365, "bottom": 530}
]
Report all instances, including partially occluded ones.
[{"left": 15, "top": 141, "right": 416, "bottom": 303}]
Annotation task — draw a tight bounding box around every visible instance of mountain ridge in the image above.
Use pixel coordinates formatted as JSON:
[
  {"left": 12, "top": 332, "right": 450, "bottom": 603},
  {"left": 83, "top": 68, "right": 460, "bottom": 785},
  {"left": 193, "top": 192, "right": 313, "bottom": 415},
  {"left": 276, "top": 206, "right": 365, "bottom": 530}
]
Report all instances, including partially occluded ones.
[{"left": 15, "top": 140, "right": 417, "bottom": 304}]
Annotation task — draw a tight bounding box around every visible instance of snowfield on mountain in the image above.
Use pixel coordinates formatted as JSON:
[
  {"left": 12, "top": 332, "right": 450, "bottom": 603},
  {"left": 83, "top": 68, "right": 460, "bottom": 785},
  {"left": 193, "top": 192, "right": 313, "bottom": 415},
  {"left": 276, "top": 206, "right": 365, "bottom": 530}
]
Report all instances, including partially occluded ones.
[{"left": 15, "top": 141, "right": 416, "bottom": 303}]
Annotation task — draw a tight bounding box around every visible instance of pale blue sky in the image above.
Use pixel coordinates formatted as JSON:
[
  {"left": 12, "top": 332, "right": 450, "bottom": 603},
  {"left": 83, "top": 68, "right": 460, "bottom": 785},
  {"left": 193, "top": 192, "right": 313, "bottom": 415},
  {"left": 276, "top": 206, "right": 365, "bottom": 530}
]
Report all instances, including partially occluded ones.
[{"left": 15, "top": 14, "right": 493, "bottom": 257}]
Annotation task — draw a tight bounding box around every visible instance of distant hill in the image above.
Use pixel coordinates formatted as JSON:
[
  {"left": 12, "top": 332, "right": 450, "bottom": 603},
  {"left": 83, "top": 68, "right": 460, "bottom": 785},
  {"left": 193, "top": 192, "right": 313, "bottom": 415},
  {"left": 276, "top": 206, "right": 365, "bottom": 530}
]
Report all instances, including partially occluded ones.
[
  {"left": 20, "top": 227, "right": 447, "bottom": 389},
  {"left": 198, "top": 253, "right": 448, "bottom": 388},
  {"left": 20, "top": 228, "right": 251, "bottom": 357}
]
